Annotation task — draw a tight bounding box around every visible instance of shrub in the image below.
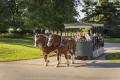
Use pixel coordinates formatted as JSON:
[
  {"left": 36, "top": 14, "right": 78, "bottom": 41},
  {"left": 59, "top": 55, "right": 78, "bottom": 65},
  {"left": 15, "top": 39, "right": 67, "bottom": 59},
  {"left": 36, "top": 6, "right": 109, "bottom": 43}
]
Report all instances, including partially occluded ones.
[{"left": 108, "top": 29, "right": 120, "bottom": 38}]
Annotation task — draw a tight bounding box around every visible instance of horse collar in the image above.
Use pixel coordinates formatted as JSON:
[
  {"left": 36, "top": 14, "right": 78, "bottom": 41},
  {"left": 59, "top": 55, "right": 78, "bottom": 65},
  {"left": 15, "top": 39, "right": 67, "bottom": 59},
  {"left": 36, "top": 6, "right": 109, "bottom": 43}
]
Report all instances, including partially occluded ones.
[
  {"left": 59, "top": 36, "right": 64, "bottom": 47},
  {"left": 54, "top": 36, "right": 64, "bottom": 48}
]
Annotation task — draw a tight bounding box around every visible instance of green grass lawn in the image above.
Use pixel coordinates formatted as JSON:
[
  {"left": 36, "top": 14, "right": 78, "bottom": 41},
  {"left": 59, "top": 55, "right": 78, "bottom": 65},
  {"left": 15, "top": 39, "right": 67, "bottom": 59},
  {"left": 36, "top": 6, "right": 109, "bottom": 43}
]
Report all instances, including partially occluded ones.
[
  {"left": 105, "top": 38, "right": 120, "bottom": 43},
  {"left": 0, "top": 38, "right": 44, "bottom": 61},
  {"left": 105, "top": 52, "right": 120, "bottom": 62}
]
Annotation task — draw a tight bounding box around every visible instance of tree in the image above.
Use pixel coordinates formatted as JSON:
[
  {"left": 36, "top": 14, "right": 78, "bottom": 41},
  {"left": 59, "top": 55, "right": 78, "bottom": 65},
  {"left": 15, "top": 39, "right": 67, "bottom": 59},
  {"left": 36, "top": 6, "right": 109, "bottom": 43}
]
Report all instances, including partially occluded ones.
[
  {"left": 27, "top": 0, "right": 78, "bottom": 32},
  {"left": 49, "top": 0, "right": 78, "bottom": 33},
  {"left": 0, "top": 0, "right": 78, "bottom": 35},
  {"left": 0, "top": 0, "right": 10, "bottom": 31},
  {"left": 76, "top": 0, "right": 120, "bottom": 37},
  {"left": 75, "top": 0, "right": 97, "bottom": 22},
  {"left": 77, "top": 0, "right": 119, "bottom": 23},
  {"left": 94, "top": 0, "right": 120, "bottom": 37}
]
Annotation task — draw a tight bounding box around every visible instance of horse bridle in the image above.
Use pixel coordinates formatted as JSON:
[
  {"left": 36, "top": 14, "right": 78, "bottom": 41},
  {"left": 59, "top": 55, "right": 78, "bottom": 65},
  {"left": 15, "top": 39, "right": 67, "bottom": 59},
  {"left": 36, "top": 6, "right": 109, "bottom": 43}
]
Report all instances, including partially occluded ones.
[{"left": 37, "top": 34, "right": 48, "bottom": 48}]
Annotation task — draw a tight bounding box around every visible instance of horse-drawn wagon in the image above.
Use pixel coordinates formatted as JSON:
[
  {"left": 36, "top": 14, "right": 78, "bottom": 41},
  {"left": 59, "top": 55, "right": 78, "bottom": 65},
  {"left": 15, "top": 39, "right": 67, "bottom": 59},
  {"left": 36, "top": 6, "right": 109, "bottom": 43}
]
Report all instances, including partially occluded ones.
[
  {"left": 64, "top": 22, "right": 104, "bottom": 59},
  {"left": 35, "top": 22, "right": 104, "bottom": 66}
]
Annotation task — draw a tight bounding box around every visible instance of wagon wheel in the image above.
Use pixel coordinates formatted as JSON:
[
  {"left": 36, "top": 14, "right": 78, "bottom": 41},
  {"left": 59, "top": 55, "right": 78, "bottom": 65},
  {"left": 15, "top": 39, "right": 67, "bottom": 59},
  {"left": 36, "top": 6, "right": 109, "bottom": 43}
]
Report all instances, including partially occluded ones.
[{"left": 82, "top": 56, "right": 89, "bottom": 60}]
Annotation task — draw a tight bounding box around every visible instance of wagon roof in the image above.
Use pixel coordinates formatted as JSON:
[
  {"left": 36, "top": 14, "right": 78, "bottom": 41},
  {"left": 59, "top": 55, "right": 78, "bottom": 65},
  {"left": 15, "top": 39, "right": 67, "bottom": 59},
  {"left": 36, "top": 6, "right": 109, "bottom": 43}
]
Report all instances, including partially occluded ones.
[{"left": 64, "top": 23, "right": 104, "bottom": 29}]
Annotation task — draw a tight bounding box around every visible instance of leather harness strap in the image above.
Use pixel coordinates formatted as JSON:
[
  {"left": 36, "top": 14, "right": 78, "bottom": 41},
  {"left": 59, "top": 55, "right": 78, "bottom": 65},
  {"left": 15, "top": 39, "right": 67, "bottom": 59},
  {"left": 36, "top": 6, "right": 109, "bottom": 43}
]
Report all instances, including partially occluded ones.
[
  {"left": 59, "top": 36, "right": 64, "bottom": 47},
  {"left": 53, "top": 35, "right": 64, "bottom": 48},
  {"left": 43, "top": 35, "right": 48, "bottom": 48}
]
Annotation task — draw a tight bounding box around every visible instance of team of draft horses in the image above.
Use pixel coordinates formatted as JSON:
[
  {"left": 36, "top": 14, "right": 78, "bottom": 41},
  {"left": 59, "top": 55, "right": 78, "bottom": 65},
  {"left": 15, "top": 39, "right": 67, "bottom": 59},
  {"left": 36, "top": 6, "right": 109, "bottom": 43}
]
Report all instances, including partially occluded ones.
[{"left": 33, "top": 28, "right": 103, "bottom": 67}]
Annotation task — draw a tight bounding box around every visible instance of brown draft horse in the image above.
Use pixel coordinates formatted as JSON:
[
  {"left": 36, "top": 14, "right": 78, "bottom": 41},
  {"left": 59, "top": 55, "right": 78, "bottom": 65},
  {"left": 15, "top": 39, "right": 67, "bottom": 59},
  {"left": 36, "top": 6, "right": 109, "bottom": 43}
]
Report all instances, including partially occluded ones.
[
  {"left": 47, "top": 34, "right": 76, "bottom": 67},
  {"left": 35, "top": 34, "right": 56, "bottom": 66}
]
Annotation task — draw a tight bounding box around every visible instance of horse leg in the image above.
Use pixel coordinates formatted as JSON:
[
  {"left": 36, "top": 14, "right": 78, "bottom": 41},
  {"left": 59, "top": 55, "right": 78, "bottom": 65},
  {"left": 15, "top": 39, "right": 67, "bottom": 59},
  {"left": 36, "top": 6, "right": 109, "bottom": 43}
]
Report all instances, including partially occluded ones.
[
  {"left": 44, "top": 54, "right": 49, "bottom": 66},
  {"left": 69, "top": 50, "right": 75, "bottom": 64},
  {"left": 71, "top": 53, "right": 75, "bottom": 64},
  {"left": 57, "top": 53, "right": 61, "bottom": 67},
  {"left": 72, "top": 47, "right": 76, "bottom": 64},
  {"left": 64, "top": 53, "right": 69, "bottom": 67}
]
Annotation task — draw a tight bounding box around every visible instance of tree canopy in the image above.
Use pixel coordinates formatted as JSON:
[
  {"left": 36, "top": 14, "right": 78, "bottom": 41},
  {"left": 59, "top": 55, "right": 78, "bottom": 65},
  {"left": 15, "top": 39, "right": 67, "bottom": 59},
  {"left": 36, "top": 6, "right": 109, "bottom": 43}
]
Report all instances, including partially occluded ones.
[
  {"left": 0, "top": 0, "right": 79, "bottom": 32},
  {"left": 78, "top": 0, "right": 120, "bottom": 37}
]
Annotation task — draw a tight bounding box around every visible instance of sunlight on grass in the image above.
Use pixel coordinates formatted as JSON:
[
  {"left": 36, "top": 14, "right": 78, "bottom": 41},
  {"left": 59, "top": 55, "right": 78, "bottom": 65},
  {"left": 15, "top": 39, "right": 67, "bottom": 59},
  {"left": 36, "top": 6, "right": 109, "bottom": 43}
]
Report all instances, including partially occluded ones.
[
  {"left": 0, "top": 43, "right": 43, "bottom": 61},
  {"left": 111, "top": 60, "right": 120, "bottom": 63},
  {"left": 0, "top": 38, "right": 56, "bottom": 61},
  {"left": 0, "top": 38, "right": 44, "bottom": 61},
  {"left": 105, "top": 52, "right": 120, "bottom": 62}
]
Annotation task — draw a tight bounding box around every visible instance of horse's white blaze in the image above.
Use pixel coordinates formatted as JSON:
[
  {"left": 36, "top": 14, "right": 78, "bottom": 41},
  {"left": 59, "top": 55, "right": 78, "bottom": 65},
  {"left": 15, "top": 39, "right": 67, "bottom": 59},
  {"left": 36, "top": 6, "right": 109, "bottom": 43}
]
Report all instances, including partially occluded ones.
[{"left": 47, "top": 37, "right": 52, "bottom": 46}]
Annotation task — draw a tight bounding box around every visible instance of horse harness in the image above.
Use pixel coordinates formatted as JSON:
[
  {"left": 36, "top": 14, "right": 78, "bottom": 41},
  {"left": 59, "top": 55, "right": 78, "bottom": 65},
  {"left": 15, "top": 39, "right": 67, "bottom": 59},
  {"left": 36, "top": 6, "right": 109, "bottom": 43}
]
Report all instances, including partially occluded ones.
[
  {"left": 54, "top": 36, "right": 65, "bottom": 48},
  {"left": 40, "top": 34, "right": 49, "bottom": 48}
]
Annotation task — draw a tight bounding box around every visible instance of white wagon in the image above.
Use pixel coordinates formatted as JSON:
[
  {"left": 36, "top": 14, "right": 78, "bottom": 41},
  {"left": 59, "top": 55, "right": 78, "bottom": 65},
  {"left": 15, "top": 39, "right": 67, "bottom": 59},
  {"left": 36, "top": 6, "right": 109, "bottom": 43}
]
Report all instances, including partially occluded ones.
[{"left": 64, "top": 22, "right": 104, "bottom": 59}]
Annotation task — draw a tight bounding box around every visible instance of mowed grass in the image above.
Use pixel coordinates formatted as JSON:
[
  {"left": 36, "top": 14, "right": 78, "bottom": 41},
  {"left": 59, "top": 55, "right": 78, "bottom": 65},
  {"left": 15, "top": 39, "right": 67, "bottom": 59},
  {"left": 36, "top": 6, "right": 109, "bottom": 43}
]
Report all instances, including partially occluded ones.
[
  {"left": 105, "top": 52, "right": 120, "bottom": 62},
  {"left": 0, "top": 38, "right": 43, "bottom": 61},
  {"left": 105, "top": 38, "right": 120, "bottom": 62}
]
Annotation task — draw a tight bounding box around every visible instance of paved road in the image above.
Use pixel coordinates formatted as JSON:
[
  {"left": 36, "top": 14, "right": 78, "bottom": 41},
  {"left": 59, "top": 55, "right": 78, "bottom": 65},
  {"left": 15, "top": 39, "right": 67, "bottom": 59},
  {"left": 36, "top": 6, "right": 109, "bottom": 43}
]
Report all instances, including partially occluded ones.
[
  {"left": 0, "top": 43, "right": 120, "bottom": 80},
  {"left": 0, "top": 59, "right": 120, "bottom": 80},
  {"left": 104, "top": 43, "right": 120, "bottom": 53},
  {"left": 0, "top": 60, "right": 120, "bottom": 80}
]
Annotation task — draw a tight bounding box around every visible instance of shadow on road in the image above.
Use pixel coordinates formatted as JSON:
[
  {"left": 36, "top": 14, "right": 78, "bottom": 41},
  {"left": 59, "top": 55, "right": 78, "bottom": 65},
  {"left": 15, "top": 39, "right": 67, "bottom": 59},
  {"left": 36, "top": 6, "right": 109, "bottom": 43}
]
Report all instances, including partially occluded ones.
[{"left": 73, "top": 61, "right": 120, "bottom": 68}]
